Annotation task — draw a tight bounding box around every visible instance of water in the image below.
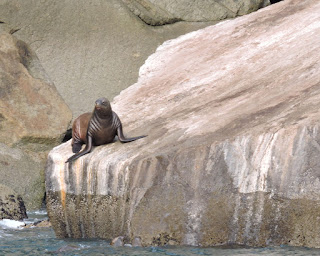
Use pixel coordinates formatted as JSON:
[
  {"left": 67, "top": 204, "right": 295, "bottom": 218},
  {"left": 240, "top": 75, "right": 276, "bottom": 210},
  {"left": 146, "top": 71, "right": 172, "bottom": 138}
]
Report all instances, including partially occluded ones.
[{"left": 1, "top": 211, "right": 320, "bottom": 256}]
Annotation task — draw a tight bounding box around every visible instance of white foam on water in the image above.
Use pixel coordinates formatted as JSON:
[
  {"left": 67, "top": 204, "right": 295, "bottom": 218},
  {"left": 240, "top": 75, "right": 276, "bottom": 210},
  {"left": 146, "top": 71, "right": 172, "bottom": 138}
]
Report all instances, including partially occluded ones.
[
  {"left": 0, "top": 219, "right": 25, "bottom": 229},
  {"left": 31, "top": 209, "right": 47, "bottom": 215}
]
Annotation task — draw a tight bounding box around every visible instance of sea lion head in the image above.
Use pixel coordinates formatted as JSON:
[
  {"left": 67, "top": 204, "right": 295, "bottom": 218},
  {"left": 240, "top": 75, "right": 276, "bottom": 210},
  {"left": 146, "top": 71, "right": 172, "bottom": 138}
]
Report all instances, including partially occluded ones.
[{"left": 94, "top": 97, "right": 112, "bottom": 117}]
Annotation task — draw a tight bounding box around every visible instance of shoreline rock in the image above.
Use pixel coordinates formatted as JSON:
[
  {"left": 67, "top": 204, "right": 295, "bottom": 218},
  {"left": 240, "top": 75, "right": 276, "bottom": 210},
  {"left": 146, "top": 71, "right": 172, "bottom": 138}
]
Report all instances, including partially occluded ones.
[
  {"left": 46, "top": 0, "right": 320, "bottom": 248},
  {"left": 0, "top": 32, "right": 72, "bottom": 210},
  {"left": 24, "top": 219, "right": 52, "bottom": 229},
  {"left": 0, "top": 184, "right": 27, "bottom": 221}
]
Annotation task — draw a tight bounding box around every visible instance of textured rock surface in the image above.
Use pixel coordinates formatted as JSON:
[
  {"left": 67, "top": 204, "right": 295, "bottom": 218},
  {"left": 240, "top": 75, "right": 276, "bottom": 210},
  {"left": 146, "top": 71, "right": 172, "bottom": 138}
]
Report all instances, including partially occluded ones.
[
  {"left": 0, "top": 33, "right": 71, "bottom": 147},
  {"left": 122, "top": 0, "right": 270, "bottom": 25},
  {"left": 0, "top": 0, "right": 215, "bottom": 119},
  {"left": 0, "top": 184, "right": 27, "bottom": 220},
  {"left": 46, "top": 0, "right": 320, "bottom": 247},
  {"left": 24, "top": 219, "right": 51, "bottom": 228},
  {"left": 0, "top": 33, "right": 72, "bottom": 209}
]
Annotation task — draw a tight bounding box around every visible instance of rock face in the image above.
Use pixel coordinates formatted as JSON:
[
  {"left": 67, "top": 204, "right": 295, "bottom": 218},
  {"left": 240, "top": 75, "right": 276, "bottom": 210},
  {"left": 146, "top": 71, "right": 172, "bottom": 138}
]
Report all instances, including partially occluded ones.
[
  {"left": 46, "top": 0, "right": 320, "bottom": 248},
  {"left": 0, "top": 184, "right": 27, "bottom": 220},
  {"left": 122, "top": 0, "right": 270, "bottom": 25},
  {"left": 0, "top": 0, "right": 269, "bottom": 119},
  {"left": 0, "top": 33, "right": 72, "bottom": 209},
  {"left": 0, "top": 0, "right": 216, "bottom": 119}
]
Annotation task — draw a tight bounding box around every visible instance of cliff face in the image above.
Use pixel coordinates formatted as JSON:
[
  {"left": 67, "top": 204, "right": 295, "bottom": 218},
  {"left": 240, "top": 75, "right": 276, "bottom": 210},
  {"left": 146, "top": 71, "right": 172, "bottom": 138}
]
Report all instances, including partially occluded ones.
[
  {"left": 46, "top": 0, "right": 320, "bottom": 247},
  {"left": 0, "top": 0, "right": 269, "bottom": 119}
]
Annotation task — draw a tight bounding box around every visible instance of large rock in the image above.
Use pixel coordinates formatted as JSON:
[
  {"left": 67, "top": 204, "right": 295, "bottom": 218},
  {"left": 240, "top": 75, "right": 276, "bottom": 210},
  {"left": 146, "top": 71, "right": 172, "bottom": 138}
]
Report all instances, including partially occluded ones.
[
  {"left": 0, "top": 184, "right": 27, "bottom": 221},
  {"left": 0, "top": 0, "right": 217, "bottom": 119},
  {"left": 46, "top": 0, "right": 320, "bottom": 247},
  {"left": 122, "top": 0, "right": 270, "bottom": 25},
  {"left": 0, "top": 33, "right": 72, "bottom": 209}
]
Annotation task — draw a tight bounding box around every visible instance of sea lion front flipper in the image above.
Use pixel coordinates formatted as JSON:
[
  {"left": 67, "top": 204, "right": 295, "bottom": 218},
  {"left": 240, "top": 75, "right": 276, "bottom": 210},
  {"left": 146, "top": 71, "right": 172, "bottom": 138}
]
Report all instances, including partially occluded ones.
[
  {"left": 66, "top": 136, "right": 93, "bottom": 163},
  {"left": 72, "top": 141, "right": 83, "bottom": 153},
  {"left": 116, "top": 124, "right": 147, "bottom": 143}
]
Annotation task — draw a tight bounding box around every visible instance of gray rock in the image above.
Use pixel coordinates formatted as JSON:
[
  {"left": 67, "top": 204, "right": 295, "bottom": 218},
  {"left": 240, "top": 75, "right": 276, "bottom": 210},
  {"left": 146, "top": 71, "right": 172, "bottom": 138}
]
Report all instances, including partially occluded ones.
[
  {"left": 132, "top": 236, "right": 142, "bottom": 247},
  {"left": 0, "top": 184, "right": 27, "bottom": 221},
  {"left": 0, "top": 143, "right": 44, "bottom": 210},
  {"left": 0, "top": 33, "right": 72, "bottom": 209},
  {"left": 0, "top": 0, "right": 215, "bottom": 119},
  {"left": 111, "top": 236, "right": 125, "bottom": 247},
  {"left": 122, "top": 0, "right": 270, "bottom": 25},
  {"left": 56, "top": 245, "right": 80, "bottom": 253},
  {"left": 24, "top": 219, "right": 51, "bottom": 228},
  {"left": 46, "top": 0, "right": 320, "bottom": 248},
  {"left": 121, "top": 0, "right": 182, "bottom": 26}
]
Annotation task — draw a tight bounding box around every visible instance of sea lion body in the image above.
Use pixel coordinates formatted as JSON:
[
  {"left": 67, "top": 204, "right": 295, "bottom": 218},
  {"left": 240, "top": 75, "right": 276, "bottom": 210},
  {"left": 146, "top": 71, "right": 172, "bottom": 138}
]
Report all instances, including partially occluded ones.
[
  {"left": 71, "top": 112, "right": 90, "bottom": 150},
  {"left": 71, "top": 111, "right": 118, "bottom": 151},
  {"left": 66, "top": 97, "right": 146, "bottom": 163}
]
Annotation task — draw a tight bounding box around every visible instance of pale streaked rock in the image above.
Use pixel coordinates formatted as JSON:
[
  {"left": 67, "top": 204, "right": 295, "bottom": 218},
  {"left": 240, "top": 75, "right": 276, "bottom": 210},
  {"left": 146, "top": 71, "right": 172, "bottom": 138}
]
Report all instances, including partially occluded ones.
[{"left": 46, "top": 0, "right": 320, "bottom": 247}]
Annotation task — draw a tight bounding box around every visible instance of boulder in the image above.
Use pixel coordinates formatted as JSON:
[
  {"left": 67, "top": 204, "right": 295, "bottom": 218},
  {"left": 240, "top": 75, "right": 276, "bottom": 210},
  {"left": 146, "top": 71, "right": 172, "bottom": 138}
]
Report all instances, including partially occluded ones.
[
  {"left": 0, "top": 33, "right": 72, "bottom": 209},
  {"left": 46, "top": 0, "right": 320, "bottom": 247},
  {"left": 0, "top": 33, "right": 71, "bottom": 147},
  {"left": 0, "top": 0, "right": 215, "bottom": 119},
  {"left": 111, "top": 236, "right": 125, "bottom": 247},
  {"left": 122, "top": 0, "right": 270, "bottom": 25},
  {"left": 0, "top": 184, "right": 27, "bottom": 221}
]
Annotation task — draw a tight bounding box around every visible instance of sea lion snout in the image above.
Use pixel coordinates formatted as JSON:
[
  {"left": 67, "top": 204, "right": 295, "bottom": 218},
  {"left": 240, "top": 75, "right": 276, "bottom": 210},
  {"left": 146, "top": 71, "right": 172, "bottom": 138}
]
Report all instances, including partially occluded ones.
[{"left": 95, "top": 97, "right": 109, "bottom": 106}]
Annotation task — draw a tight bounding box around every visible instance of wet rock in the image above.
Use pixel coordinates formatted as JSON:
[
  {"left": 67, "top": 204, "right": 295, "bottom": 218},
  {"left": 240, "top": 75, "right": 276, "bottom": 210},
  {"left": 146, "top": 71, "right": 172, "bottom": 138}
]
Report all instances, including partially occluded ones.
[
  {"left": 122, "top": 0, "right": 270, "bottom": 25},
  {"left": 0, "top": 33, "right": 72, "bottom": 209},
  {"left": 132, "top": 236, "right": 142, "bottom": 247},
  {"left": 46, "top": 0, "right": 320, "bottom": 248},
  {"left": 111, "top": 236, "right": 125, "bottom": 247},
  {"left": 24, "top": 219, "right": 52, "bottom": 228},
  {"left": 0, "top": 184, "right": 27, "bottom": 221},
  {"left": 152, "top": 233, "right": 179, "bottom": 246},
  {"left": 56, "top": 245, "right": 80, "bottom": 253}
]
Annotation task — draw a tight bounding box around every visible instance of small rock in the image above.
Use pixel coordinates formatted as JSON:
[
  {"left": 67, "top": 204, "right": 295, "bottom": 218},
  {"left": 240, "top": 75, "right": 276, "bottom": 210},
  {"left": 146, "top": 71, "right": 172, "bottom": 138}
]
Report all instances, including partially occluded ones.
[
  {"left": 34, "top": 219, "right": 51, "bottom": 228},
  {"left": 132, "top": 236, "right": 142, "bottom": 247},
  {"left": 57, "top": 245, "right": 80, "bottom": 253},
  {"left": 0, "top": 184, "right": 27, "bottom": 221},
  {"left": 168, "top": 239, "right": 178, "bottom": 246},
  {"left": 111, "top": 236, "right": 124, "bottom": 247},
  {"left": 24, "top": 219, "right": 51, "bottom": 228}
]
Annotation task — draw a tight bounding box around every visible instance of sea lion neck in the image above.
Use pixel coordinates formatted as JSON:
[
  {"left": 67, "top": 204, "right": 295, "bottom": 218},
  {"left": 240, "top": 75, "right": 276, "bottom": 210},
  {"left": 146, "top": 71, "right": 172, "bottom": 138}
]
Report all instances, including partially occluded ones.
[{"left": 93, "top": 106, "right": 112, "bottom": 119}]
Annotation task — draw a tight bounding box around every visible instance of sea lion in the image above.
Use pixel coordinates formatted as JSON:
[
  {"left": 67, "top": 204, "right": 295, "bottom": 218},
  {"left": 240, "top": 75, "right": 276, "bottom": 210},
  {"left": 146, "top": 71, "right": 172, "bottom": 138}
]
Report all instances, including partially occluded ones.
[{"left": 66, "top": 97, "right": 146, "bottom": 163}]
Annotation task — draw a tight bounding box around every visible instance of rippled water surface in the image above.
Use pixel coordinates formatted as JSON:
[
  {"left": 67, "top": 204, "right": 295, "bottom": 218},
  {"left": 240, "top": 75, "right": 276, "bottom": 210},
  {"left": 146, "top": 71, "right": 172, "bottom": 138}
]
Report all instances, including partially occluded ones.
[{"left": 1, "top": 211, "right": 320, "bottom": 256}]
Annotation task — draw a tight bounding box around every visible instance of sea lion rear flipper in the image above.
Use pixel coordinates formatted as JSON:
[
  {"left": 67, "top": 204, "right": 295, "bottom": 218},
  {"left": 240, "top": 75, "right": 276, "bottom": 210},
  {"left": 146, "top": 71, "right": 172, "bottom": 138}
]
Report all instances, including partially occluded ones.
[
  {"left": 117, "top": 125, "right": 147, "bottom": 143},
  {"left": 66, "top": 136, "right": 93, "bottom": 163}
]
